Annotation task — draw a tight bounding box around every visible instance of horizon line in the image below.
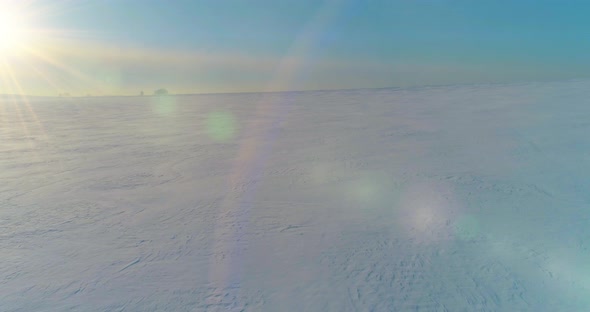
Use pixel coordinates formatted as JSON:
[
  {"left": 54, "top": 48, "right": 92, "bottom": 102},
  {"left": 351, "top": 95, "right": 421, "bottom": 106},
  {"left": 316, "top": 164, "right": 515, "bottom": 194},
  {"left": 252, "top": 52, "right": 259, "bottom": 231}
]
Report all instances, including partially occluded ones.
[{"left": 2, "top": 77, "right": 589, "bottom": 99}]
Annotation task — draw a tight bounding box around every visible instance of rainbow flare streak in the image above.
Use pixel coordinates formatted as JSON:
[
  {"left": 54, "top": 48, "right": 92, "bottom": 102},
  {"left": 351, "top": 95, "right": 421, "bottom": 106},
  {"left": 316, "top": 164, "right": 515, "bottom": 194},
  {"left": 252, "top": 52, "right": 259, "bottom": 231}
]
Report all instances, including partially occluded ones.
[{"left": 205, "top": 0, "right": 348, "bottom": 306}]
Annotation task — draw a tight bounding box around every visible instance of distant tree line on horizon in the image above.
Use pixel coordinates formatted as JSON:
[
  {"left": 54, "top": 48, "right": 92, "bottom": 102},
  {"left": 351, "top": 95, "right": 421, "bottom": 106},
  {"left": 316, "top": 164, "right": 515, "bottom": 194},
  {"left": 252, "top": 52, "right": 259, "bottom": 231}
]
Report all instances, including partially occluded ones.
[
  {"left": 138, "top": 89, "right": 170, "bottom": 96},
  {"left": 153, "top": 88, "right": 169, "bottom": 96},
  {"left": 57, "top": 88, "right": 171, "bottom": 97}
]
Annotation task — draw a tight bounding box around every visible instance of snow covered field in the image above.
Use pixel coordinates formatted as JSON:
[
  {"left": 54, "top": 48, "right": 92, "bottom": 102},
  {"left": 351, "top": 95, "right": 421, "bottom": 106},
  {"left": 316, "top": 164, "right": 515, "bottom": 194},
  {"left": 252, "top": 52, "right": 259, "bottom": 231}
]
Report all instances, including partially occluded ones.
[{"left": 2, "top": 80, "right": 590, "bottom": 311}]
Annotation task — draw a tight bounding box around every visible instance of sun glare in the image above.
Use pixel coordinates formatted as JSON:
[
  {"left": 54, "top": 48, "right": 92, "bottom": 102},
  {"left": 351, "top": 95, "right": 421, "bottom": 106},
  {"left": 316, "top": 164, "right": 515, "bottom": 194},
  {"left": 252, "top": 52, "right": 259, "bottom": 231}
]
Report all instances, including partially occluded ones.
[
  {"left": 0, "top": 9, "right": 32, "bottom": 58},
  {"left": 0, "top": 1, "right": 111, "bottom": 96}
]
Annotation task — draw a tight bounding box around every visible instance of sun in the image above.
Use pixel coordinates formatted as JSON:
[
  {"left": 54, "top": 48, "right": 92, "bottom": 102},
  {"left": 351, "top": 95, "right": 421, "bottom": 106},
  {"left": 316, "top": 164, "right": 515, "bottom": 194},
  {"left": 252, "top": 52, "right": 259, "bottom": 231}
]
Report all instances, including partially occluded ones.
[
  {"left": 0, "top": 8, "right": 33, "bottom": 58},
  {"left": 0, "top": 1, "right": 123, "bottom": 97}
]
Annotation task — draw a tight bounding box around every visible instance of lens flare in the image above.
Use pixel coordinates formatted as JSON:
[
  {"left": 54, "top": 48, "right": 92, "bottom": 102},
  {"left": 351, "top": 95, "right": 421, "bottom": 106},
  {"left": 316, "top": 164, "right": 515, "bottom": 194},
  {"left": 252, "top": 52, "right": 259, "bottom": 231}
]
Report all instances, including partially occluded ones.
[
  {"left": 206, "top": 111, "right": 236, "bottom": 141},
  {"left": 454, "top": 214, "right": 480, "bottom": 241},
  {"left": 396, "top": 180, "right": 459, "bottom": 242},
  {"left": 151, "top": 95, "right": 177, "bottom": 117}
]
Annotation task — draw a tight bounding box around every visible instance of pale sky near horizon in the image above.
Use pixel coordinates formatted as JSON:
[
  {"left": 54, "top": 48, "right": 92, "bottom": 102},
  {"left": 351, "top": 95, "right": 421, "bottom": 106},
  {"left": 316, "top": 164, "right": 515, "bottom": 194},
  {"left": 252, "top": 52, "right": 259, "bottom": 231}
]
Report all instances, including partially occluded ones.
[{"left": 1, "top": 0, "right": 590, "bottom": 96}]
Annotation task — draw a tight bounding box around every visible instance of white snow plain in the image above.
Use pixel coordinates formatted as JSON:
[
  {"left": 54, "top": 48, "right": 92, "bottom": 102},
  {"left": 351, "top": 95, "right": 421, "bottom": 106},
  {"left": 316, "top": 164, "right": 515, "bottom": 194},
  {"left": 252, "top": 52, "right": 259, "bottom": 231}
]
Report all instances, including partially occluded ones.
[{"left": 1, "top": 80, "right": 590, "bottom": 311}]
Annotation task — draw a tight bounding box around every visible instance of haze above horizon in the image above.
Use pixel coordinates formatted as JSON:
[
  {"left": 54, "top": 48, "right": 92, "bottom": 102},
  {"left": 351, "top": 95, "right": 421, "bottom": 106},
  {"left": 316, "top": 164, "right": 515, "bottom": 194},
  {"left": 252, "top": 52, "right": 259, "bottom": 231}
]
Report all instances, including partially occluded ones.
[{"left": 2, "top": 0, "right": 589, "bottom": 96}]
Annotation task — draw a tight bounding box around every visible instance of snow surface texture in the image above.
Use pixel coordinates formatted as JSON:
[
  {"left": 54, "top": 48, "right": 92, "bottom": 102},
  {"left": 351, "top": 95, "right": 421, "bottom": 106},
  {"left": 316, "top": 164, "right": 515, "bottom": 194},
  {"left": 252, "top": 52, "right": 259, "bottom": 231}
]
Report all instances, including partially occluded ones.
[{"left": 2, "top": 80, "right": 590, "bottom": 311}]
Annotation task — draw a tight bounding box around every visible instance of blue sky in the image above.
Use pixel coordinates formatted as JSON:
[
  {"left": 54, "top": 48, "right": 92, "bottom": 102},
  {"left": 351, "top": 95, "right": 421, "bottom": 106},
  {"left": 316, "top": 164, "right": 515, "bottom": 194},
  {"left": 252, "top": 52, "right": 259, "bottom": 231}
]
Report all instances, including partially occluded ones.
[{"left": 4, "top": 0, "right": 590, "bottom": 95}]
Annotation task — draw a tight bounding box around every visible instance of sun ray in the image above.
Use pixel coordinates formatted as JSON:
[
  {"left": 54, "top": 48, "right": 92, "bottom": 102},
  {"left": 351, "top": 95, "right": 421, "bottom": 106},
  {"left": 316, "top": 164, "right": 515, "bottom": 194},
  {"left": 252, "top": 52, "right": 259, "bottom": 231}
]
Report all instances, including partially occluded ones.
[
  {"left": 22, "top": 47, "right": 105, "bottom": 93},
  {"left": 0, "top": 0, "right": 110, "bottom": 96},
  {"left": 4, "top": 94, "right": 37, "bottom": 163},
  {"left": 1, "top": 60, "right": 33, "bottom": 139},
  {"left": 6, "top": 69, "right": 48, "bottom": 140},
  {"left": 0, "top": 1, "right": 111, "bottom": 175},
  {"left": 22, "top": 61, "right": 63, "bottom": 96},
  {"left": 15, "top": 57, "right": 69, "bottom": 170},
  {"left": 0, "top": 66, "right": 12, "bottom": 94},
  {"left": 0, "top": 59, "right": 47, "bottom": 165}
]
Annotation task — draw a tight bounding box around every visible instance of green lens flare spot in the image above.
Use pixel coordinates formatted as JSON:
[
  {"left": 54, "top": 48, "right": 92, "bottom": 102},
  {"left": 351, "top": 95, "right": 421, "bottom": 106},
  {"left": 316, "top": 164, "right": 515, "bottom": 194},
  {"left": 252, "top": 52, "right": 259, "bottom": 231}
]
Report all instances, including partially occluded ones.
[
  {"left": 356, "top": 182, "right": 377, "bottom": 202},
  {"left": 99, "top": 68, "right": 122, "bottom": 89},
  {"left": 454, "top": 215, "right": 480, "bottom": 241},
  {"left": 151, "top": 95, "right": 176, "bottom": 116},
  {"left": 206, "top": 111, "right": 235, "bottom": 141}
]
